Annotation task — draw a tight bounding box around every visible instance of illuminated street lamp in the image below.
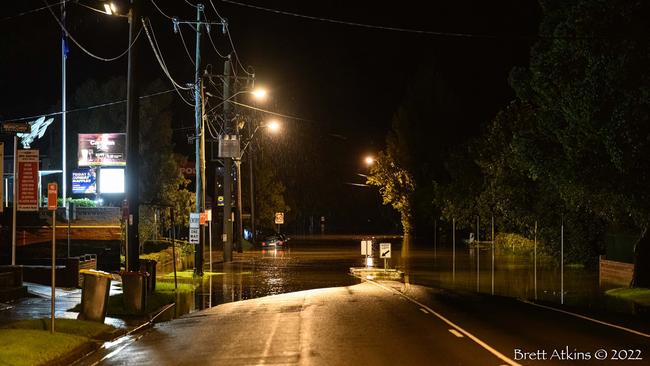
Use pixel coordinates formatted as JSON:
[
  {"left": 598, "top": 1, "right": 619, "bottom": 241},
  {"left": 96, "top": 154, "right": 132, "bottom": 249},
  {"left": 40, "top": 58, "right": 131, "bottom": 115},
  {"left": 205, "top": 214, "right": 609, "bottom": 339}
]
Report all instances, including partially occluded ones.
[
  {"left": 103, "top": 2, "right": 118, "bottom": 15},
  {"left": 364, "top": 156, "right": 375, "bottom": 166}
]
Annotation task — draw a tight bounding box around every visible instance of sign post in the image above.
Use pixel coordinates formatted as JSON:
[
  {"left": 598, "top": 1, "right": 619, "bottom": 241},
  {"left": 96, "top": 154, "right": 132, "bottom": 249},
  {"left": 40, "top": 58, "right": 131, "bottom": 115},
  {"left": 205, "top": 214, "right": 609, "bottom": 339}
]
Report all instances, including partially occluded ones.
[
  {"left": 274, "top": 212, "right": 284, "bottom": 234},
  {"left": 189, "top": 213, "right": 200, "bottom": 245},
  {"left": 0, "top": 142, "right": 3, "bottom": 213},
  {"left": 206, "top": 209, "right": 212, "bottom": 273},
  {"left": 379, "top": 243, "right": 391, "bottom": 271},
  {"left": 48, "top": 182, "right": 57, "bottom": 333}
]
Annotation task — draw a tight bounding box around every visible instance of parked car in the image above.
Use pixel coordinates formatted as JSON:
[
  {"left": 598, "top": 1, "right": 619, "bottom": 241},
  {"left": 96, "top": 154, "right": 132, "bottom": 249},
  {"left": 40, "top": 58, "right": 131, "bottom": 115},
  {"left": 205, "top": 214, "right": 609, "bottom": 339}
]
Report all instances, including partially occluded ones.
[{"left": 260, "top": 234, "right": 289, "bottom": 248}]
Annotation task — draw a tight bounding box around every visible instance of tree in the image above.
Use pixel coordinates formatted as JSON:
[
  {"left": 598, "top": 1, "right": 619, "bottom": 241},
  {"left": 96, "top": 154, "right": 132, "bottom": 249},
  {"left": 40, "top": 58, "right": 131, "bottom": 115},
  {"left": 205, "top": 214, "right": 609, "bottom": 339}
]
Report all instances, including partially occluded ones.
[{"left": 510, "top": 0, "right": 650, "bottom": 285}]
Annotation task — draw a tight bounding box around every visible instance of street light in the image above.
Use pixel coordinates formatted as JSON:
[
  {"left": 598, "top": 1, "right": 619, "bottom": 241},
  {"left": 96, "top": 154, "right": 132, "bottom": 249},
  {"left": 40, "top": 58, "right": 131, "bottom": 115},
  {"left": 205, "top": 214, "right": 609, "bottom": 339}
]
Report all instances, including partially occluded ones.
[
  {"left": 364, "top": 156, "right": 375, "bottom": 166},
  {"left": 103, "top": 2, "right": 118, "bottom": 15}
]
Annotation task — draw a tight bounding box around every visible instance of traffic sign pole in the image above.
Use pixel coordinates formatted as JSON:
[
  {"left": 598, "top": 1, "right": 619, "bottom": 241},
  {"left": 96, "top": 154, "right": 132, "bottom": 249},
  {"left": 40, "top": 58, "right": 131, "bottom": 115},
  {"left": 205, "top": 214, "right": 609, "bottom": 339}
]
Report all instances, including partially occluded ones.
[{"left": 48, "top": 182, "right": 57, "bottom": 333}]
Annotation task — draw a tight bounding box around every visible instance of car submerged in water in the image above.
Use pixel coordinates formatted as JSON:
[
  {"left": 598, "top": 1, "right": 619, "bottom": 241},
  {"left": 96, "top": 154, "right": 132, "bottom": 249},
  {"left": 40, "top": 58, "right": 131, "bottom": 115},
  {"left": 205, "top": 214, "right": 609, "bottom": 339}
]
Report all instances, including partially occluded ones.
[{"left": 260, "top": 234, "right": 289, "bottom": 248}]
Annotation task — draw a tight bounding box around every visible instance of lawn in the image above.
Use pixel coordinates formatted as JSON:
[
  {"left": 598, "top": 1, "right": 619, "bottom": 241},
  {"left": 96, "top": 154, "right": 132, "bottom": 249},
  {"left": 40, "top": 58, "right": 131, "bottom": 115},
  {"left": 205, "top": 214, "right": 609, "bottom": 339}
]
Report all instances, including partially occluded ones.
[
  {"left": 605, "top": 287, "right": 650, "bottom": 307},
  {"left": 0, "top": 318, "right": 116, "bottom": 366}
]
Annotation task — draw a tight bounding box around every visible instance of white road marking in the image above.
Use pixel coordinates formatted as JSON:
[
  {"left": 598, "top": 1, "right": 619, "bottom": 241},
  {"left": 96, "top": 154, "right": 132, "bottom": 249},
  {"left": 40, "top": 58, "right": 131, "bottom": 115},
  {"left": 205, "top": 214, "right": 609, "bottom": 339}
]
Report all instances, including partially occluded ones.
[
  {"left": 448, "top": 329, "right": 464, "bottom": 338},
  {"left": 519, "top": 299, "right": 650, "bottom": 339},
  {"left": 420, "top": 308, "right": 429, "bottom": 314},
  {"left": 368, "top": 281, "right": 522, "bottom": 366}
]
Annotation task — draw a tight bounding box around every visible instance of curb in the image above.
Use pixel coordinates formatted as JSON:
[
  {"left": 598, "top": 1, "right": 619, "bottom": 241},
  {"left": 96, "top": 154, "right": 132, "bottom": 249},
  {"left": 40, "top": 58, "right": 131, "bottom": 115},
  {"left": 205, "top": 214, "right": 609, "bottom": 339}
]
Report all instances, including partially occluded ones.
[{"left": 69, "top": 302, "right": 176, "bottom": 366}]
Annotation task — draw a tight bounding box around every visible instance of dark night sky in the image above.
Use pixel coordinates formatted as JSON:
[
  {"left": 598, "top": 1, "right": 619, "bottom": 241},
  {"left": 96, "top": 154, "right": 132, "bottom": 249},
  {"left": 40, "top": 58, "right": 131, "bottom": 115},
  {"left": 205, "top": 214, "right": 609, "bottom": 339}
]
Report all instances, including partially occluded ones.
[{"left": 1, "top": 0, "right": 540, "bottom": 230}]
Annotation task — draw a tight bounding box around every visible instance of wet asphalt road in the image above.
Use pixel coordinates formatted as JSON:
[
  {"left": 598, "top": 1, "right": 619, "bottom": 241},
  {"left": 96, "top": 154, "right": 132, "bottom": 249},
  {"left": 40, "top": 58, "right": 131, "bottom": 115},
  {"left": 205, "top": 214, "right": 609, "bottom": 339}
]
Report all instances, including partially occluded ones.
[{"left": 80, "top": 238, "right": 650, "bottom": 366}]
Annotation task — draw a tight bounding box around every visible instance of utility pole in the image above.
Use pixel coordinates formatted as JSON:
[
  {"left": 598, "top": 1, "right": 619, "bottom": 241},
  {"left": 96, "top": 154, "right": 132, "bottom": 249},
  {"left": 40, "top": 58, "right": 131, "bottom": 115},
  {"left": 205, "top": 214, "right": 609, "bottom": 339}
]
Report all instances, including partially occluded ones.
[
  {"left": 194, "top": 3, "right": 204, "bottom": 276},
  {"left": 248, "top": 140, "right": 255, "bottom": 242},
  {"left": 222, "top": 56, "right": 233, "bottom": 262},
  {"left": 61, "top": 1, "right": 67, "bottom": 210},
  {"left": 125, "top": 0, "right": 141, "bottom": 272}
]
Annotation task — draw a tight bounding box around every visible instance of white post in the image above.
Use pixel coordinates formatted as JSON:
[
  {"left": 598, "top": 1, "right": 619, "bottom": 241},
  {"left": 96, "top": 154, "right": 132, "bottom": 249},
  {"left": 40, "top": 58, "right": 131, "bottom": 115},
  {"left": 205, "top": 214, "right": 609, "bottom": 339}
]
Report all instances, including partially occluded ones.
[
  {"left": 534, "top": 220, "right": 538, "bottom": 301},
  {"left": 452, "top": 218, "right": 455, "bottom": 285},
  {"left": 434, "top": 219, "right": 437, "bottom": 261},
  {"left": 209, "top": 219, "right": 213, "bottom": 273},
  {"left": 491, "top": 215, "right": 494, "bottom": 296},
  {"left": 476, "top": 215, "right": 480, "bottom": 292},
  {"left": 560, "top": 216, "right": 564, "bottom": 305}
]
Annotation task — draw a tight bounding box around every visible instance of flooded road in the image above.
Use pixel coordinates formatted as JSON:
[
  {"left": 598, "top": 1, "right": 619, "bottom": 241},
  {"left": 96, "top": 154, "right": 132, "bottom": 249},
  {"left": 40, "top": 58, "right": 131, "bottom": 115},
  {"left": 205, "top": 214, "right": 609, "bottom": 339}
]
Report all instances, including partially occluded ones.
[{"left": 158, "top": 236, "right": 636, "bottom": 318}]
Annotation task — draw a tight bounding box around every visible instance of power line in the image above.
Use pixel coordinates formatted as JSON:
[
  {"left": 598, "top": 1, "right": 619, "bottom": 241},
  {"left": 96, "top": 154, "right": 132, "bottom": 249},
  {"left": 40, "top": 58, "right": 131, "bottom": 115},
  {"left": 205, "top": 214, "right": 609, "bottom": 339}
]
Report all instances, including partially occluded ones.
[
  {"left": 184, "top": 0, "right": 199, "bottom": 8},
  {"left": 43, "top": 0, "right": 143, "bottom": 62},
  {"left": 1, "top": 0, "right": 70, "bottom": 22},
  {"left": 210, "top": 0, "right": 251, "bottom": 75},
  {"left": 1, "top": 89, "right": 176, "bottom": 123},
  {"left": 177, "top": 23, "right": 196, "bottom": 66},
  {"left": 229, "top": 100, "right": 314, "bottom": 122},
  {"left": 220, "top": 0, "right": 591, "bottom": 41},
  {"left": 142, "top": 17, "right": 196, "bottom": 107},
  {"left": 149, "top": 0, "right": 174, "bottom": 20}
]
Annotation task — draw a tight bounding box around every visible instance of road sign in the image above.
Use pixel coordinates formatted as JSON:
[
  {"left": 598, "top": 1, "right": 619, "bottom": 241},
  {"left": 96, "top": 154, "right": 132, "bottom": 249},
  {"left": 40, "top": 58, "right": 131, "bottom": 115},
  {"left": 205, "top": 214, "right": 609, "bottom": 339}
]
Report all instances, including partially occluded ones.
[
  {"left": 47, "top": 183, "right": 57, "bottom": 211},
  {"left": 17, "top": 149, "right": 39, "bottom": 211},
  {"left": 380, "top": 243, "right": 391, "bottom": 258},
  {"left": 361, "top": 240, "right": 372, "bottom": 255},
  {"left": 1, "top": 122, "right": 31, "bottom": 133},
  {"left": 189, "top": 228, "right": 199, "bottom": 244},
  {"left": 206, "top": 209, "right": 212, "bottom": 222},
  {"left": 274, "top": 212, "right": 284, "bottom": 225},
  {"left": 190, "top": 212, "right": 200, "bottom": 229},
  {"left": 200, "top": 212, "right": 207, "bottom": 225}
]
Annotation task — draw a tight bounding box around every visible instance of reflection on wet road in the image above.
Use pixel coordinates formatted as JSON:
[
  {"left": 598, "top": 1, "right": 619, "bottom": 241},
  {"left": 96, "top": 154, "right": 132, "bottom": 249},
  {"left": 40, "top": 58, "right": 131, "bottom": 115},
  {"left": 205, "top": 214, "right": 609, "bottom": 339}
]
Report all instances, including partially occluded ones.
[{"left": 191, "top": 239, "right": 372, "bottom": 312}]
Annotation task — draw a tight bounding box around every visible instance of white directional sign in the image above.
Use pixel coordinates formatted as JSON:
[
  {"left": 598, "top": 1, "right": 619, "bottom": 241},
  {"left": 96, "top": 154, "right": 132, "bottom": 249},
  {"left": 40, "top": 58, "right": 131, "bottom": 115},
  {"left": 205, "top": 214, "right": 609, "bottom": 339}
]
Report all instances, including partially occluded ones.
[
  {"left": 361, "top": 240, "right": 372, "bottom": 255},
  {"left": 189, "top": 228, "right": 199, "bottom": 244},
  {"left": 190, "top": 213, "right": 200, "bottom": 228},
  {"left": 380, "top": 243, "right": 391, "bottom": 258},
  {"left": 189, "top": 212, "right": 200, "bottom": 244}
]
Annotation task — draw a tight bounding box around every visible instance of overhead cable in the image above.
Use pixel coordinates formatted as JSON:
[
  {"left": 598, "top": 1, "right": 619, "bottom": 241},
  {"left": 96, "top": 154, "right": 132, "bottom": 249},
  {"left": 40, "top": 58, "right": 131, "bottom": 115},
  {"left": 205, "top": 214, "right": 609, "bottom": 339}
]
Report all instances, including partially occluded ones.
[
  {"left": 1, "top": 89, "right": 176, "bottom": 123},
  {"left": 142, "top": 17, "right": 195, "bottom": 106},
  {"left": 220, "top": 0, "right": 593, "bottom": 41},
  {"left": 1, "top": 0, "right": 70, "bottom": 22},
  {"left": 149, "top": 0, "right": 174, "bottom": 20}
]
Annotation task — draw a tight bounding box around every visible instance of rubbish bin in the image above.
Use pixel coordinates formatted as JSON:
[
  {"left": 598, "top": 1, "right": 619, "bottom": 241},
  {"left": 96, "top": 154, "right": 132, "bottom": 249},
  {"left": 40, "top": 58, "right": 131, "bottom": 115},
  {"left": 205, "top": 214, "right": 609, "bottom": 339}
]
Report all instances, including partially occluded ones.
[
  {"left": 120, "top": 271, "right": 149, "bottom": 315},
  {"left": 139, "top": 259, "right": 157, "bottom": 293},
  {"left": 77, "top": 269, "right": 112, "bottom": 323}
]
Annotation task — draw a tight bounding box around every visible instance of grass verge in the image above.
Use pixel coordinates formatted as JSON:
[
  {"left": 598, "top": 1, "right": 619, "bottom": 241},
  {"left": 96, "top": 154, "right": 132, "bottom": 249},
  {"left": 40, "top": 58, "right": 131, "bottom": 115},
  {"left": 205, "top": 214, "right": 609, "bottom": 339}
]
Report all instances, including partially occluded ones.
[
  {"left": 0, "top": 318, "right": 117, "bottom": 366},
  {"left": 605, "top": 287, "right": 650, "bottom": 307}
]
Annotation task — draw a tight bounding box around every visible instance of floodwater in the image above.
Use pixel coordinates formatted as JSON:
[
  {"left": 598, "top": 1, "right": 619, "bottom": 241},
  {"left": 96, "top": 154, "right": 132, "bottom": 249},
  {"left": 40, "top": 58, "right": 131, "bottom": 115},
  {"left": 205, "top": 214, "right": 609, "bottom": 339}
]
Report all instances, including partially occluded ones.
[{"left": 158, "top": 236, "right": 636, "bottom": 319}]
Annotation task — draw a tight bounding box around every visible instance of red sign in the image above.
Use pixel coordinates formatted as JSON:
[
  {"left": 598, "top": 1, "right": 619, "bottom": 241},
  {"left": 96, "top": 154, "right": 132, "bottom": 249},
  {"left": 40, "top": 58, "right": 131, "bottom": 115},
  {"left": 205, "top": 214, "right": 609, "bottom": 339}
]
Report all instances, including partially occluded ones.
[
  {"left": 47, "top": 183, "right": 57, "bottom": 211},
  {"left": 179, "top": 161, "right": 196, "bottom": 179},
  {"left": 200, "top": 212, "right": 207, "bottom": 225},
  {"left": 17, "top": 150, "right": 39, "bottom": 212}
]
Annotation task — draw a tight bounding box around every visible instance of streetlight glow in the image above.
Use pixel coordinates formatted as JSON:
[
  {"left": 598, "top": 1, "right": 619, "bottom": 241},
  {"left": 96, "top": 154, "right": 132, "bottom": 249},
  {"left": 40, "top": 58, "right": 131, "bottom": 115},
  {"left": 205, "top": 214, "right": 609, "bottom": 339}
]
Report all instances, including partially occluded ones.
[
  {"left": 103, "top": 2, "right": 117, "bottom": 15},
  {"left": 364, "top": 156, "right": 375, "bottom": 166},
  {"left": 251, "top": 88, "right": 267, "bottom": 99},
  {"left": 266, "top": 120, "right": 280, "bottom": 132}
]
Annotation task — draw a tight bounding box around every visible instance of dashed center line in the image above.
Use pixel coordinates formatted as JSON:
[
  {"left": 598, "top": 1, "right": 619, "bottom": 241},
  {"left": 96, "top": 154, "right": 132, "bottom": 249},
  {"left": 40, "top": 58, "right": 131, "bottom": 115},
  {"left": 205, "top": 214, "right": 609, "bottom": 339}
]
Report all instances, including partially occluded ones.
[{"left": 448, "top": 329, "right": 464, "bottom": 338}]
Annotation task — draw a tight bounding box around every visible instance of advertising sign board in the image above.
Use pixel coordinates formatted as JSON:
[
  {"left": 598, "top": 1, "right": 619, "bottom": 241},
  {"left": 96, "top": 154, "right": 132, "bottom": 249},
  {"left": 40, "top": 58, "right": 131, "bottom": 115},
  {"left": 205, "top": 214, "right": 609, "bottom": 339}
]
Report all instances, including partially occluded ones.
[
  {"left": 71, "top": 168, "right": 97, "bottom": 194},
  {"left": 78, "top": 133, "right": 126, "bottom": 167},
  {"left": 17, "top": 149, "right": 39, "bottom": 211}
]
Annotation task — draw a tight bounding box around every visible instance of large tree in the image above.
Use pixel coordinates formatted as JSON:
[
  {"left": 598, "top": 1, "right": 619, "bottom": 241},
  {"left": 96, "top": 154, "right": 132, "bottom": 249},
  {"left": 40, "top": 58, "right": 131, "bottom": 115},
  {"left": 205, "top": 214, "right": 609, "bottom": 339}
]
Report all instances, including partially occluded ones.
[{"left": 510, "top": 0, "right": 650, "bottom": 285}]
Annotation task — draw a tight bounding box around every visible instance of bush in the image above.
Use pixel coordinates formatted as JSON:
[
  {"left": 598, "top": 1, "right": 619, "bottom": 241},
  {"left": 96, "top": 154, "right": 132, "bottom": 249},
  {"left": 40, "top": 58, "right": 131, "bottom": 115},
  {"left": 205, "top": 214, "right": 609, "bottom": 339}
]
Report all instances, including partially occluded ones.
[{"left": 142, "top": 240, "right": 173, "bottom": 254}]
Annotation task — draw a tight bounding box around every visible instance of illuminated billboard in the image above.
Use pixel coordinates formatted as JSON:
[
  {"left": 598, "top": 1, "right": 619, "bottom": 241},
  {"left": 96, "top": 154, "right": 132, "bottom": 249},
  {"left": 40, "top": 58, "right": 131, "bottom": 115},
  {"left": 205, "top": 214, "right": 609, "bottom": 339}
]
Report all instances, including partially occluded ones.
[
  {"left": 99, "top": 168, "right": 125, "bottom": 194},
  {"left": 72, "top": 168, "right": 97, "bottom": 194},
  {"left": 78, "top": 133, "right": 126, "bottom": 167}
]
